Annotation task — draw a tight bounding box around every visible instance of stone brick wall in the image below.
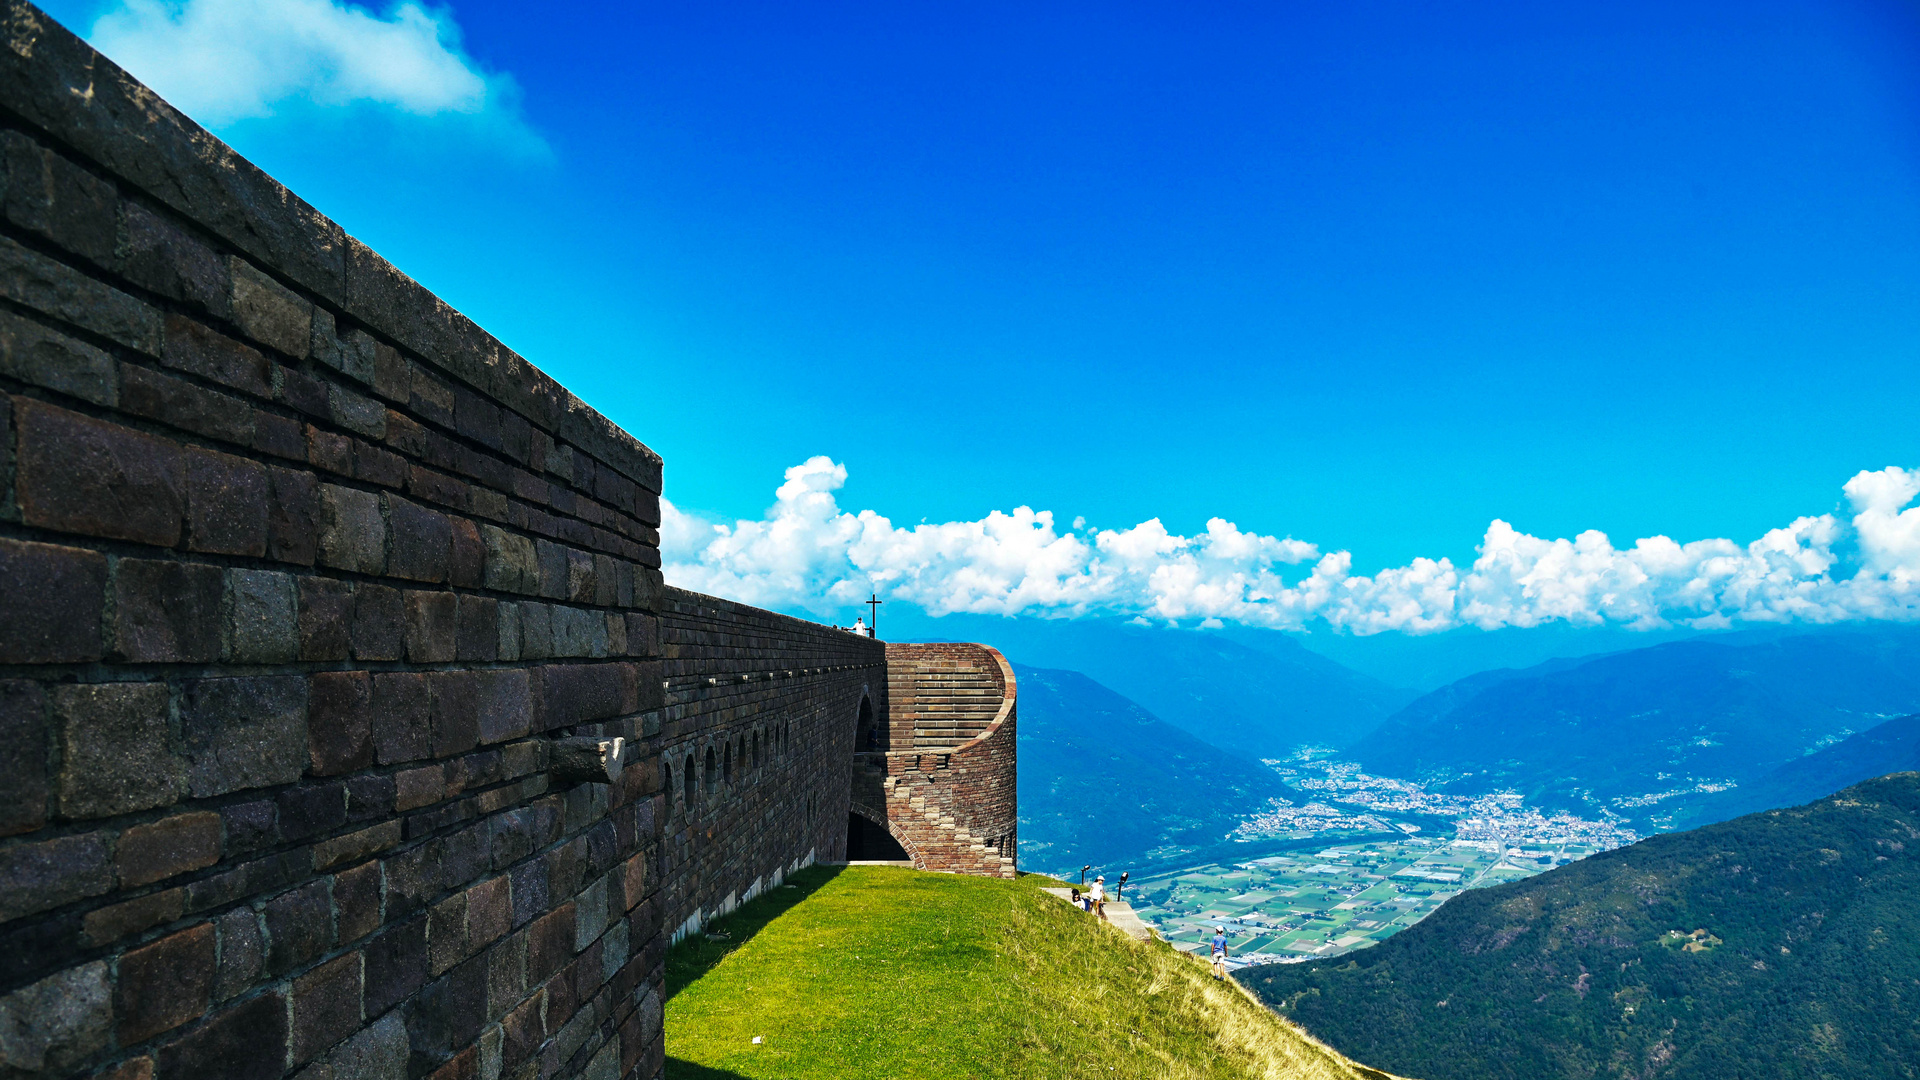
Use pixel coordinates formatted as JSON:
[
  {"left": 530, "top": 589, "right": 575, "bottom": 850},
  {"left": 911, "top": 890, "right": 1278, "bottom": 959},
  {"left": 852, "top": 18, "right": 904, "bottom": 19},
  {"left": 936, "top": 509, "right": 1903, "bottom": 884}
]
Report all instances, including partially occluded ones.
[
  {"left": 0, "top": 8, "right": 1019, "bottom": 1080},
  {"left": 857, "top": 644, "right": 1017, "bottom": 877},
  {"left": 0, "top": 7, "right": 670, "bottom": 1079},
  {"left": 654, "top": 589, "right": 883, "bottom": 942}
]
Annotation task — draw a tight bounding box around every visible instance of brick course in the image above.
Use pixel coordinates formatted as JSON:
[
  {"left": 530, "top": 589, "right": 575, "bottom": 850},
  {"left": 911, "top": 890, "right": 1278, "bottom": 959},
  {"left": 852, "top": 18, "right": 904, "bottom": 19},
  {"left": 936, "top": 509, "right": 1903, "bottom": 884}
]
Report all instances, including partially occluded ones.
[
  {"left": 0, "top": 9, "right": 671, "bottom": 1076},
  {"left": 0, "top": 8, "right": 1013, "bottom": 1080}
]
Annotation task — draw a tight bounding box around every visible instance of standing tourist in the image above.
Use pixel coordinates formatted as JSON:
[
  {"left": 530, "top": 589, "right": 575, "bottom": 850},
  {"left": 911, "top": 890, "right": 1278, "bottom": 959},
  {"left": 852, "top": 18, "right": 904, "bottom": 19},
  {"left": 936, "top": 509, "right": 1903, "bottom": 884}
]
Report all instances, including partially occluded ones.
[{"left": 1211, "top": 926, "right": 1230, "bottom": 980}]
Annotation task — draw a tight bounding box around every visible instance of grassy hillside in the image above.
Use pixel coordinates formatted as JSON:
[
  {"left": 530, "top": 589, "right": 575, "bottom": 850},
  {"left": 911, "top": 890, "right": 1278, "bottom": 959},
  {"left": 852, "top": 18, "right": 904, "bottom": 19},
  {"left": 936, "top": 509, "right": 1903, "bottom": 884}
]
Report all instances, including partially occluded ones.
[
  {"left": 666, "top": 866, "right": 1395, "bottom": 1080},
  {"left": 1014, "top": 663, "right": 1292, "bottom": 873},
  {"left": 1242, "top": 772, "right": 1920, "bottom": 1080}
]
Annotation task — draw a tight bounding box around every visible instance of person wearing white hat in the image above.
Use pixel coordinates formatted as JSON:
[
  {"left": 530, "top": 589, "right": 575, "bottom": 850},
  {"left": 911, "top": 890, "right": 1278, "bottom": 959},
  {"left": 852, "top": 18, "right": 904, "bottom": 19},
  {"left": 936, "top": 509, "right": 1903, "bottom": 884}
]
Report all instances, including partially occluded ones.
[
  {"left": 1210, "top": 925, "right": 1230, "bottom": 980},
  {"left": 1089, "top": 875, "right": 1107, "bottom": 920}
]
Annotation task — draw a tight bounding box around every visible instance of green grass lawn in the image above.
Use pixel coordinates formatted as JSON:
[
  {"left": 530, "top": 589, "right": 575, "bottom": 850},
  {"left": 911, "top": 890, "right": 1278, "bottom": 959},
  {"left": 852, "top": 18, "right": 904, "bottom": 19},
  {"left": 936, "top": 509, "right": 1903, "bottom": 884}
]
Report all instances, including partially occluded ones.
[{"left": 665, "top": 866, "right": 1398, "bottom": 1080}]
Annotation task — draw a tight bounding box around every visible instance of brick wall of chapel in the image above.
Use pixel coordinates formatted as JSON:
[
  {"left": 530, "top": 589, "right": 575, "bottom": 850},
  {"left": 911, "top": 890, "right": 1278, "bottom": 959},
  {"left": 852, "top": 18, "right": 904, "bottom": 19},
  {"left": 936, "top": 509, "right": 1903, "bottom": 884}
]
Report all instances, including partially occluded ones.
[
  {"left": 0, "top": 8, "right": 1015, "bottom": 1080},
  {"left": 0, "top": 7, "right": 669, "bottom": 1079}
]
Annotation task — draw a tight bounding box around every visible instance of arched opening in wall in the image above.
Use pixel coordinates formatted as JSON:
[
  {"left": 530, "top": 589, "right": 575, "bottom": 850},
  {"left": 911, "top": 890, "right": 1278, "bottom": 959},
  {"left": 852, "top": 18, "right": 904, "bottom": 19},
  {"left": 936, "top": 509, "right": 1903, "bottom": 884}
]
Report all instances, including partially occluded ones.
[
  {"left": 723, "top": 742, "right": 733, "bottom": 786},
  {"left": 683, "top": 753, "right": 696, "bottom": 808},
  {"left": 662, "top": 759, "right": 673, "bottom": 817},
  {"left": 751, "top": 730, "right": 760, "bottom": 770},
  {"left": 704, "top": 747, "right": 717, "bottom": 796},
  {"left": 847, "top": 813, "right": 910, "bottom": 861},
  {"left": 855, "top": 695, "right": 876, "bottom": 753}
]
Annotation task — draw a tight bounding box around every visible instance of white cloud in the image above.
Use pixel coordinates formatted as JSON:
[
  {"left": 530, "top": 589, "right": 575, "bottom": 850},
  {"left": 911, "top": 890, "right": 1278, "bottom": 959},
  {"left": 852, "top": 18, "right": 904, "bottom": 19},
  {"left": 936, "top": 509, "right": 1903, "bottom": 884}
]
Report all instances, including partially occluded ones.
[
  {"left": 663, "top": 459, "right": 1920, "bottom": 635},
  {"left": 87, "top": 0, "right": 534, "bottom": 138}
]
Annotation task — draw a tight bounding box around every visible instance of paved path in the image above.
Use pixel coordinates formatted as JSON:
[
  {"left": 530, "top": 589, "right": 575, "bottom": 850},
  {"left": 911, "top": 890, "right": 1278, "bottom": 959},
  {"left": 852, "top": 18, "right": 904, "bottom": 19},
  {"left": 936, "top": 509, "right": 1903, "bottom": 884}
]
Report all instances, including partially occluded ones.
[{"left": 1041, "top": 887, "right": 1154, "bottom": 941}]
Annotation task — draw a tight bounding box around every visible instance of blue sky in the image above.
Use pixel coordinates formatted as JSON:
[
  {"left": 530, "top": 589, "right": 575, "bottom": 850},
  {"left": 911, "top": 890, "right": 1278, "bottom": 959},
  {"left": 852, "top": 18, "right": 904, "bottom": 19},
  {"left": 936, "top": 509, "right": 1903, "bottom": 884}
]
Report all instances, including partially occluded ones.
[{"left": 45, "top": 0, "right": 1920, "bottom": 635}]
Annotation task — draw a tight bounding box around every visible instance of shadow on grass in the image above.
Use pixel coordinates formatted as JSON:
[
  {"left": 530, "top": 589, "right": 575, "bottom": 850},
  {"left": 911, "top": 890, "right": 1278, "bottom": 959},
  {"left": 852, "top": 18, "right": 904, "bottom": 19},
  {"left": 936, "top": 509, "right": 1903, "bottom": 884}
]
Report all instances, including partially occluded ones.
[
  {"left": 665, "top": 1056, "right": 754, "bottom": 1079},
  {"left": 664, "top": 864, "right": 844, "bottom": 1003}
]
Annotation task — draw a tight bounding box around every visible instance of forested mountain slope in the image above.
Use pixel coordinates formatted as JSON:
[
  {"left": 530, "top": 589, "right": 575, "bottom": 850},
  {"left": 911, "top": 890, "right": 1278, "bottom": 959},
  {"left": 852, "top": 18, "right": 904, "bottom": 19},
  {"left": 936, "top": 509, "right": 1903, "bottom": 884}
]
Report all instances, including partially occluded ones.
[
  {"left": 1242, "top": 772, "right": 1920, "bottom": 1080},
  {"left": 1672, "top": 712, "right": 1920, "bottom": 828},
  {"left": 1014, "top": 663, "right": 1291, "bottom": 872},
  {"left": 1349, "top": 628, "right": 1920, "bottom": 824}
]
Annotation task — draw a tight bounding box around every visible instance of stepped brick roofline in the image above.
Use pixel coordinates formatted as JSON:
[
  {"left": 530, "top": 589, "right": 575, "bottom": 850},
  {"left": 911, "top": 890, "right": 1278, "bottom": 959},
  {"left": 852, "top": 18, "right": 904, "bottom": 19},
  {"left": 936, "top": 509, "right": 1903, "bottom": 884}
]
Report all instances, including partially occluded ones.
[
  {"left": 974, "top": 645, "right": 1016, "bottom": 747},
  {"left": 867, "top": 643, "right": 1020, "bottom": 876},
  {"left": 901, "top": 641, "right": 1016, "bottom": 754},
  {"left": 0, "top": 1, "right": 662, "bottom": 493}
]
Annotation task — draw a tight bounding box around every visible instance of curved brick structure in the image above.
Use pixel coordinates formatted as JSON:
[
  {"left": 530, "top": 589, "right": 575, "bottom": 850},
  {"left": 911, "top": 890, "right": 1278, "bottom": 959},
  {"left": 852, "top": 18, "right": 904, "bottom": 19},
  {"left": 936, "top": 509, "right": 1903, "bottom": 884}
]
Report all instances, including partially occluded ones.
[
  {"left": 0, "top": 7, "right": 1015, "bottom": 1078},
  {"left": 853, "top": 644, "right": 1019, "bottom": 877}
]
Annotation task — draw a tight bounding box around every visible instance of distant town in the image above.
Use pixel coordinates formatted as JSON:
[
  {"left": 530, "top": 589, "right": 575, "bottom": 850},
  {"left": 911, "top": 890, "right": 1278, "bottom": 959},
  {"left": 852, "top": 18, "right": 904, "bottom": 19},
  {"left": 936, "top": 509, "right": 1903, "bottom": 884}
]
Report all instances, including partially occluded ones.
[
  {"left": 1233, "top": 753, "right": 1643, "bottom": 852},
  {"left": 1130, "top": 751, "right": 1645, "bottom": 969}
]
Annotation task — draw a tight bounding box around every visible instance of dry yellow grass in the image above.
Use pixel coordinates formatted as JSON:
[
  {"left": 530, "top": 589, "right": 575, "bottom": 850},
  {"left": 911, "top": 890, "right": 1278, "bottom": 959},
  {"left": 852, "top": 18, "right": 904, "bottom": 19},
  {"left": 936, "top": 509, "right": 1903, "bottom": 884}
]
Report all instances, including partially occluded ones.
[{"left": 1003, "top": 881, "right": 1402, "bottom": 1080}]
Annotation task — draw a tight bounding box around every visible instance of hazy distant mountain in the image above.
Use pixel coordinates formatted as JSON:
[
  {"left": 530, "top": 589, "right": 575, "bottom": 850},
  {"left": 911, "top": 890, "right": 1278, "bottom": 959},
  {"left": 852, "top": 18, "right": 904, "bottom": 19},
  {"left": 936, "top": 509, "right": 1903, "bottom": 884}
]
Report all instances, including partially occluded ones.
[
  {"left": 1671, "top": 712, "right": 1920, "bottom": 828},
  {"left": 885, "top": 613, "right": 1416, "bottom": 756},
  {"left": 1281, "top": 621, "right": 1706, "bottom": 691},
  {"left": 1348, "top": 628, "right": 1920, "bottom": 824},
  {"left": 1244, "top": 772, "right": 1920, "bottom": 1080},
  {"left": 1012, "top": 663, "right": 1290, "bottom": 874}
]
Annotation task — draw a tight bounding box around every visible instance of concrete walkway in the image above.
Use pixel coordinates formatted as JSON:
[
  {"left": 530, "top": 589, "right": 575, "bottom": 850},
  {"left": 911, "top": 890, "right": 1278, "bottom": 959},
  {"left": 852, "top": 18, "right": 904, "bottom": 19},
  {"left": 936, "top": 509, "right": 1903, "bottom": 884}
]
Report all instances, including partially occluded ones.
[{"left": 1041, "top": 887, "right": 1154, "bottom": 941}]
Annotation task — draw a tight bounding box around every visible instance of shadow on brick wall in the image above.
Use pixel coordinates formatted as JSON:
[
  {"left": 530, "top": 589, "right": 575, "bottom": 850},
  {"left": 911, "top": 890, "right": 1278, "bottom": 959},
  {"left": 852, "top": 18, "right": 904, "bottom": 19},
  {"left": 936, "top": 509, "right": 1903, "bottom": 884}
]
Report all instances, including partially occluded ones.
[{"left": 663, "top": 864, "right": 844, "bottom": 1003}]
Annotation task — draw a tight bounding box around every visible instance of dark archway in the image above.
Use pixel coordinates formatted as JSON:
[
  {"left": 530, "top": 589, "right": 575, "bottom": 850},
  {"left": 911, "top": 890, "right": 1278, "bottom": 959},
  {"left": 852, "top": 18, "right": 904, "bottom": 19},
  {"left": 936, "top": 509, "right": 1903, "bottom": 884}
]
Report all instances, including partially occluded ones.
[
  {"left": 847, "top": 813, "right": 910, "bottom": 861},
  {"left": 683, "top": 753, "right": 696, "bottom": 808}
]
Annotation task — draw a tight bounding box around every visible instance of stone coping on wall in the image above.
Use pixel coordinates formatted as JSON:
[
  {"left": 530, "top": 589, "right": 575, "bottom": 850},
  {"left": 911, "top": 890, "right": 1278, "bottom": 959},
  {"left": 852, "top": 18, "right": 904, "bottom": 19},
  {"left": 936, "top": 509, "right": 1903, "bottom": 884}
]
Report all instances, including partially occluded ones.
[
  {"left": 0, "top": 1, "right": 661, "bottom": 494},
  {"left": 657, "top": 586, "right": 887, "bottom": 684}
]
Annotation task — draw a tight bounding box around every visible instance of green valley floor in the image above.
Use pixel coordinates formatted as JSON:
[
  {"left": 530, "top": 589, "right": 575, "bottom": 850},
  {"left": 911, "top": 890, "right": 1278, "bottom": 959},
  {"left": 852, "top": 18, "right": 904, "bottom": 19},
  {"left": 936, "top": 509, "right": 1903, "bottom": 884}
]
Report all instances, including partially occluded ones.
[{"left": 665, "top": 865, "right": 1398, "bottom": 1080}]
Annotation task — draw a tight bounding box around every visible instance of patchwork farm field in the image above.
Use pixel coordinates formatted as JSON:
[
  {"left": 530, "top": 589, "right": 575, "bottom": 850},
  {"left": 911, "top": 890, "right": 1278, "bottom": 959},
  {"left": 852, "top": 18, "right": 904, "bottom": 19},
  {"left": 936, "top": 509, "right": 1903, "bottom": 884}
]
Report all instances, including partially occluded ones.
[{"left": 1129, "top": 836, "right": 1600, "bottom": 965}]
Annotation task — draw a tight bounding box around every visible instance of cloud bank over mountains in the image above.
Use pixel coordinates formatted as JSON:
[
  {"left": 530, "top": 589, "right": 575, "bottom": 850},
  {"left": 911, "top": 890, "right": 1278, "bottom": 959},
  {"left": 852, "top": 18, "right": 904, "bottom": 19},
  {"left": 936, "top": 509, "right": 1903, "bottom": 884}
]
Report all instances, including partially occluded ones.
[
  {"left": 663, "top": 458, "right": 1920, "bottom": 635},
  {"left": 86, "top": 0, "right": 539, "bottom": 147}
]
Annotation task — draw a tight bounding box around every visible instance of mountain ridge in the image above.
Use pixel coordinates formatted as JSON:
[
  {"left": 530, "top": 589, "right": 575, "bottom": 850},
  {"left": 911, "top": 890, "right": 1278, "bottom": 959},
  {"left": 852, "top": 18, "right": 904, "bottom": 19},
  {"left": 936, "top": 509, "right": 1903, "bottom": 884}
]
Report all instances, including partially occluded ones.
[
  {"left": 1012, "top": 662, "right": 1292, "bottom": 873},
  {"left": 1242, "top": 771, "right": 1920, "bottom": 1080},
  {"left": 885, "top": 614, "right": 1416, "bottom": 755},
  {"left": 1348, "top": 627, "right": 1920, "bottom": 826},
  {"left": 1672, "top": 711, "right": 1920, "bottom": 827}
]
